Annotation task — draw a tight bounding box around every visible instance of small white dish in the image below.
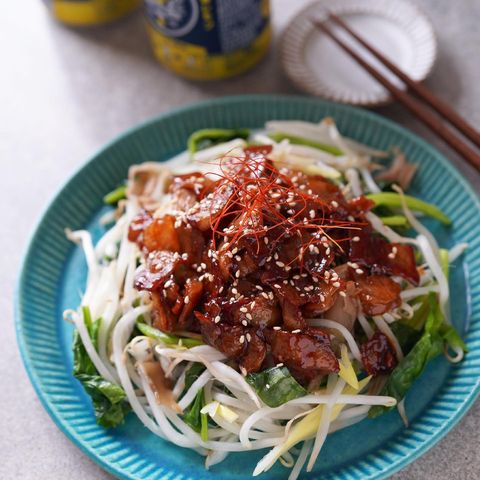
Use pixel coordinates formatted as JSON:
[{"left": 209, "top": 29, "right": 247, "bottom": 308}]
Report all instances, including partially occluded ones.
[{"left": 281, "top": 0, "right": 437, "bottom": 106}]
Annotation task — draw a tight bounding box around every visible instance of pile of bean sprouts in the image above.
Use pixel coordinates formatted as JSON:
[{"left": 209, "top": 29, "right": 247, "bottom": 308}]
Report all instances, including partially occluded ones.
[{"left": 65, "top": 119, "right": 466, "bottom": 479}]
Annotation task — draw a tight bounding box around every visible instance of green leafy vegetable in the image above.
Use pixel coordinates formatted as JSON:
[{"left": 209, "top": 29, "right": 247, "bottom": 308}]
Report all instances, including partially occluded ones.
[
  {"left": 136, "top": 321, "right": 203, "bottom": 348},
  {"left": 366, "top": 192, "right": 451, "bottom": 225},
  {"left": 267, "top": 132, "right": 343, "bottom": 156},
  {"left": 400, "top": 296, "right": 430, "bottom": 331},
  {"left": 369, "top": 294, "right": 445, "bottom": 418},
  {"left": 75, "top": 374, "right": 130, "bottom": 427},
  {"left": 441, "top": 324, "right": 468, "bottom": 354},
  {"left": 187, "top": 128, "right": 250, "bottom": 156},
  {"left": 246, "top": 366, "right": 306, "bottom": 407},
  {"left": 73, "top": 309, "right": 130, "bottom": 428},
  {"left": 103, "top": 185, "right": 127, "bottom": 205},
  {"left": 379, "top": 215, "right": 409, "bottom": 227},
  {"left": 183, "top": 389, "right": 206, "bottom": 433},
  {"left": 183, "top": 363, "right": 206, "bottom": 394},
  {"left": 390, "top": 322, "right": 421, "bottom": 356},
  {"left": 181, "top": 363, "right": 208, "bottom": 437}
]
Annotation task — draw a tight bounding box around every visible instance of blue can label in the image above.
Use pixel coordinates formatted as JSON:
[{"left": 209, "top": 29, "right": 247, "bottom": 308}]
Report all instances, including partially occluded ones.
[{"left": 145, "top": 0, "right": 271, "bottom": 68}]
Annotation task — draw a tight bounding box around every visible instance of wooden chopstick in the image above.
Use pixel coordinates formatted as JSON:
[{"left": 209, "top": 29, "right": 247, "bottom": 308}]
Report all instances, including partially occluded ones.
[
  {"left": 329, "top": 13, "right": 480, "bottom": 150},
  {"left": 313, "top": 18, "right": 480, "bottom": 171}
]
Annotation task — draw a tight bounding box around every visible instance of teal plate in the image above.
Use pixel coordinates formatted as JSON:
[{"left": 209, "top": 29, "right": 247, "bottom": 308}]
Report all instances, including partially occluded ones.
[{"left": 16, "top": 95, "right": 480, "bottom": 480}]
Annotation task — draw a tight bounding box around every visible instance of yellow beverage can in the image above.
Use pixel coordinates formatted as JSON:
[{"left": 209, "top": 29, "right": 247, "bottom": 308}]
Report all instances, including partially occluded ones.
[
  {"left": 45, "top": 0, "right": 141, "bottom": 26},
  {"left": 144, "top": 0, "right": 271, "bottom": 80}
]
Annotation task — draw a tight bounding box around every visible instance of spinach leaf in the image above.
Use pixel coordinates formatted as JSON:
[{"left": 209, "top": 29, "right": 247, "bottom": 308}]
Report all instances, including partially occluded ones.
[
  {"left": 181, "top": 363, "right": 209, "bottom": 438},
  {"left": 369, "top": 294, "right": 443, "bottom": 418},
  {"left": 73, "top": 309, "right": 130, "bottom": 428},
  {"left": 246, "top": 366, "right": 306, "bottom": 407},
  {"left": 183, "top": 363, "right": 206, "bottom": 396},
  {"left": 75, "top": 374, "right": 130, "bottom": 428},
  {"left": 441, "top": 324, "right": 468, "bottom": 354},
  {"left": 183, "top": 389, "right": 205, "bottom": 433},
  {"left": 389, "top": 322, "right": 421, "bottom": 356}
]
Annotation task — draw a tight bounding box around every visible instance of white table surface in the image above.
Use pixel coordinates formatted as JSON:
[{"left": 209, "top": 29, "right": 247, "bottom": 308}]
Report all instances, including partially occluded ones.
[{"left": 2, "top": 1, "right": 479, "bottom": 479}]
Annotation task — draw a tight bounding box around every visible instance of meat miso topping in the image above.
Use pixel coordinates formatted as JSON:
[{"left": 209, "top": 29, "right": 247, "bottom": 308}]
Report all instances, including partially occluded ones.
[{"left": 129, "top": 146, "right": 417, "bottom": 384}]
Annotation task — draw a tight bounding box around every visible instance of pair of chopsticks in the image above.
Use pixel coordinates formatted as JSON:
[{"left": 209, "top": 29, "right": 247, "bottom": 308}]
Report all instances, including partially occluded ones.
[{"left": 314, "top": 14, "right": 480, "bottom": 171}]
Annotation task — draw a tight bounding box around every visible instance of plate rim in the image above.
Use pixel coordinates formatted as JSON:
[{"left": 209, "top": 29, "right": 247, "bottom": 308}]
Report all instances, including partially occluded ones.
[
  {"left": 281, "top": 0, "right": 438, "bottom": 106},
  {"left": 15, "top": 94, "right": 480, "bottom": 480}
]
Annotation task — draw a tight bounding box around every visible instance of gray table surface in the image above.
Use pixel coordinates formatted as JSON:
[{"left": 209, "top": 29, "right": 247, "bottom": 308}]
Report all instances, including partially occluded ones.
[{"left": 2, "top": 1, "right": 479, "bottom": 479}]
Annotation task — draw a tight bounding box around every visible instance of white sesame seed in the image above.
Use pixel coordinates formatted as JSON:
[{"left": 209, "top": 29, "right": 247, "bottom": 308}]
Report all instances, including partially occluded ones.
[
  {"left": 261, "top": 292, "right": 269, "bottom": 299},
  {"left": 392, "top": 246, "right": 398, "bottom": 254},
  {"left": 292, "top": 329, "right": 301, "bottom": 333},
  {"left": 352, "top": 236, "right": 360, "bottom": 242},
  {"left": 219, "top": 287, "right": 224, "bottom": 293},
  {"left": 276, "top": 261, "right": 285, "bottom": 268},
  {"left": 255, "top": 285, "right": 264, "bottom": 291},
  {"left": 274, "top": 253, "right": 279, "bottom": 260},
  {"left": 356, "top": 268, "right": 364, "bottom": 275},
  {"left": 264, "top": 237, "right": 269, "bottom": 245},
  {"left": 239, "top": 335, "right": 245, "bottom": 344},
  {"left": 214, "top": 315, "right": 221, "bottom": 323},
  {"left": 339, "top": 291, "right": 347, "bottom": 297},
  {"left": 309, "top": 209, "right": 315, "bottom": 219},
  {"left": 235, "top": 271, "right": 240, "bottom": 278},
  {"left": 273, "top": 326, "right": 281, "bottom": 330},
  {"left": 331, "top": 200, "right": 339, "bottom": 208},
  {"left": 200, "top": 263, "right": 206, "bottom": 269},
  {"left": 181, "top": 253, "right": 188, "bottom": 260},
  {"left": 246, "top": 333, "right": 252, "bottom": 342},
  {"left": 235, "top": 255, "right": 242, "bottom": 261},
  {"left": 273, "top": 284, "right": 281, "bottom": 289},
  {"left": 276, "top": 363, "right": 284, "bottom": 367},
  {"left": 240, "top": 307, "right": 248, "bottom": 313},
  {"left": 332, "top": 281, "right": 341, "bottom": 288},
  {"left": 246, "top": 313, "right": 253, "bottom": 320},
  {"left": 242, "top": 320, "right": 248, "bottom": 326},
  {"left": 388, "top": 253, "right": 395, "bottom": 259},
  {"left": 232, "top": 288, "right": 238, "bottom": 295},
  {"left": 184, "top": 296, "right": 190, "bottom": 304}
]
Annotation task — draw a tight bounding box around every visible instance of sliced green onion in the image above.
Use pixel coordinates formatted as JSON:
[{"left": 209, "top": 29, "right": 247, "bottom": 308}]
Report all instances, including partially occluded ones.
[
  {"left": 379, "top": 215, "right": 409, "bottom": 227},
  {"left": 367, "top": 192, "right": 451, "bottom": 225},
  {"left": 187, "top": 128, "right": 250, "bottom": 156},
  {"left": 104, "top": 185, "right": 126, "bottom": 205},
  {"left": 136, "top": 322, "right": 203, "bottom": 348},
  {"left": 267, "top": 132, "right": 343, "bottom": 156}
]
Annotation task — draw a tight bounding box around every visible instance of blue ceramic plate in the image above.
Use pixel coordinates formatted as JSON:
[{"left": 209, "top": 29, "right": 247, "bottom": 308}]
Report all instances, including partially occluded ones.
[{"left": 16, "top": 95, "right": 480, "bottom": 480}]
